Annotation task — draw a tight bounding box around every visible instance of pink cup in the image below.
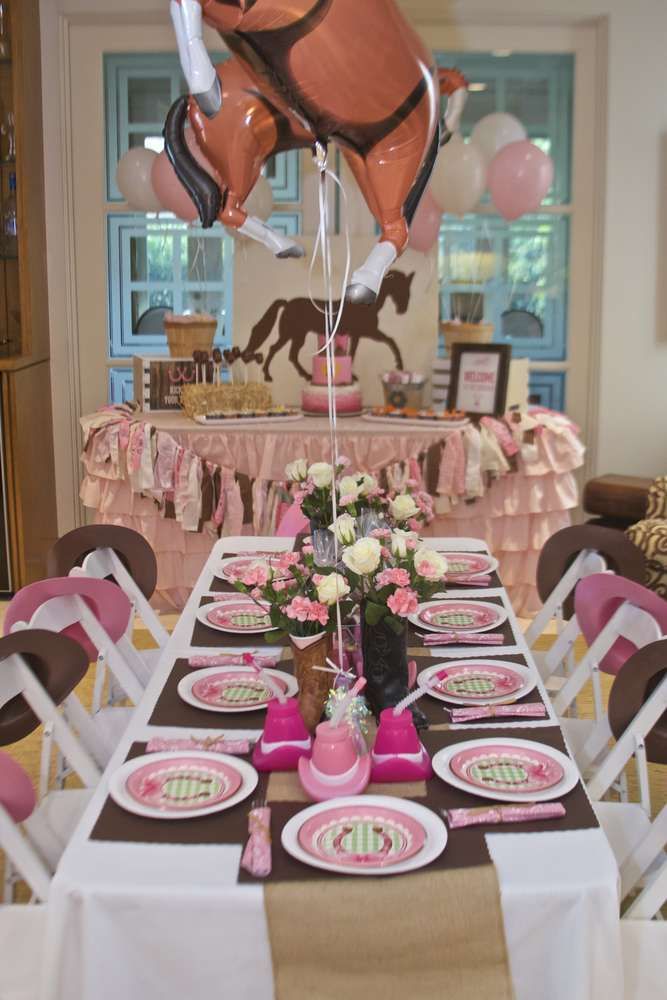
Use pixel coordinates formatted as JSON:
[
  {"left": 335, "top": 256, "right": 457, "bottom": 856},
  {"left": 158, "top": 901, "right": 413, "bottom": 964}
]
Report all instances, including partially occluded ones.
[
  {"left": 311, "top": 720, "right": 358, "bottom": 776},
  {"left": 252, "top": 697, "right": 313, "bottom": 773},
  {"left": 371, "top": 709, "right": 433, "bottom": 783}
]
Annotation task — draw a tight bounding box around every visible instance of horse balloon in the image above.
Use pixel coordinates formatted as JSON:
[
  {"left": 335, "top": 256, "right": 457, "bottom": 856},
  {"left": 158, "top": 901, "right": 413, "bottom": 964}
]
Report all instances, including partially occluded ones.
[{"left": 166, "top": 0, "right": 467, "bottom": 304}]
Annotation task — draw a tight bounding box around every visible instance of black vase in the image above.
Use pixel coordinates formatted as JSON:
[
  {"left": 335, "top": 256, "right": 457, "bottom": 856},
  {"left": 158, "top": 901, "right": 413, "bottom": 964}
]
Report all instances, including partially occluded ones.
[{"left": 360, "top": 604, "right": 428, "bottom": 730}]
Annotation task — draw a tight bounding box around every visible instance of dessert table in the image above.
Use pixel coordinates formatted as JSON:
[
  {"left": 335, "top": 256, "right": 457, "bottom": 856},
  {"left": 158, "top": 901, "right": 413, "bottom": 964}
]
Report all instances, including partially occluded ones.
[
  {"left": 80, "top": 408, "right": 585, "bottom": 616},
  {"left": 40, "top": 536, "right": 620, "bottom": 1000}
]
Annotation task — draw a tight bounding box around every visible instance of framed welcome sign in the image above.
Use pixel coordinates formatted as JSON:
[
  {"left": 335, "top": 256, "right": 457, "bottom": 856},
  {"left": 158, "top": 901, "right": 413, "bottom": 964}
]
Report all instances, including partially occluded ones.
[{"left": 447, "top": 343, "right": 511, "bottom": 417}]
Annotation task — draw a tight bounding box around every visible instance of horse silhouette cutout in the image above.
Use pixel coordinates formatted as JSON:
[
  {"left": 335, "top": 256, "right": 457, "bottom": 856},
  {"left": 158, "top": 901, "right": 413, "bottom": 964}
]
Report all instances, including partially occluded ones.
[{"left": 242, "top": 270, "right": 414, "bottom": 381}]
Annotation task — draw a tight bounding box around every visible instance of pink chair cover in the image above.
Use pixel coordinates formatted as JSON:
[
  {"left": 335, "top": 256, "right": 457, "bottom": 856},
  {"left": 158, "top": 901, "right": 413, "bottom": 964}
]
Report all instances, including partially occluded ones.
[
  {"left": 276, "top": 499, "right": 308, "bottom": 537},
  {"left": 0, "top": 750, "right": 36, "bottom": 823},
  {"left": 575, "top": 573, "right": 667, "bottom": 675},
  {"left": 3, "top": 577, "right": 132, "bottom": 662}
]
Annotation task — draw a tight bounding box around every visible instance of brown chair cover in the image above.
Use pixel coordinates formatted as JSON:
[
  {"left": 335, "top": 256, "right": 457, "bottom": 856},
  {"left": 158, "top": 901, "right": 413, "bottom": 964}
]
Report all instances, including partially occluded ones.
[
  {"left": 47, "top": 524, "right": 157, "bottom": 600},
  {"left": 0, "top": 630, "right": 89, "bottom": 745},
  {"left": 536, "top": 524, "right": 646, "bottom": 618},
  {"left": 608, "top": 639, "right": 667, "bottom": 765}
]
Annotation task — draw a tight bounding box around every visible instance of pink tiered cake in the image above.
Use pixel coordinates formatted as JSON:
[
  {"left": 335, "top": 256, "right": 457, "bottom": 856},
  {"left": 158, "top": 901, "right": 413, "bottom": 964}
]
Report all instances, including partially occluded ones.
[{"left": 301, "top": 335, "right": 363, "bottom": 416}]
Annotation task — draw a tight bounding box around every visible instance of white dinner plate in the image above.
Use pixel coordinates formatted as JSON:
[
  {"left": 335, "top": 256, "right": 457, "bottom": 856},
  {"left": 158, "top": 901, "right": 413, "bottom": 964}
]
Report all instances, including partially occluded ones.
[
  {"left": 281, "top": 795, "right": 448, "bottom": 876},
  {"left": 195, "top": 600, "right": 278, "bottom": 635},
  {"left": 417, "top": 659, "right": 536, "bottom": 706},
  {"left": 432, "top": 737, "right": 579, "bottom": 803},
  {"left": 108, "top": 750, "right": 258, "bottom": 820},
  {"left": 408, "top": 599, "right": 508, "bottom": 634},
  {"left": 177, "top": 665, "right": 298, "bottom": 713}
]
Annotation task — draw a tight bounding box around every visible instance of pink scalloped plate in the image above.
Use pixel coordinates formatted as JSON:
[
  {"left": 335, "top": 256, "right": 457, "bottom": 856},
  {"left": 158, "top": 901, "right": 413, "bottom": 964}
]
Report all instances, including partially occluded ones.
[
  {"left": 297, "top": 804, "right": 426, "bottom": 869},
  {"left": 222, "top": 556, "right": 291, "bottom": 583},
  {"left": 449, "top": 744, "right": 564, "bottom": 794},
  {"left": 191, "top": 670, "right": 288, "bottom": 710},
  {"left": 419, "top": 601, "right": 503, "bottom": 631},
  {"left": 206, "top": 602, "right": 273, "bottom": 632},
  {"left": 434, "top": 664, "right": 524, "bottom": 700},
  {"left": 125, "top": 756, "right": 243, "bottom": 813},
  {"left": 440, "top": 553, "right": 495, "bottom": 580}
]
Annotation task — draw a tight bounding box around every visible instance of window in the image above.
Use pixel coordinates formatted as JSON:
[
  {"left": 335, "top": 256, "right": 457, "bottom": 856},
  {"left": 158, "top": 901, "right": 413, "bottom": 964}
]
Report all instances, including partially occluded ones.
[
  {"left": 104, "top": 52, "right": 302, "bottom": 399},
  {"left": 436, "top": 52, "right": 573, "bottom": 409}
]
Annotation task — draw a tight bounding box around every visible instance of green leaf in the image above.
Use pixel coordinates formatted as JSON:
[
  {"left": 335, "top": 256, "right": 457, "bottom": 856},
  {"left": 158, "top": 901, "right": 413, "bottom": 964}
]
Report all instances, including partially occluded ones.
[
  {"left": 385, "top": 614, "right": 405, "bottom": 635},
  {"left": 364, "top": 601, "right": 386, "bottom": 626}
]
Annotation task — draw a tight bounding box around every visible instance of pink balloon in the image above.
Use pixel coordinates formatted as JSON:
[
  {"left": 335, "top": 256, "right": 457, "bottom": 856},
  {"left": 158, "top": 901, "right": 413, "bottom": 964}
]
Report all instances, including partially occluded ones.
[
  {"left": 488, "top": 141, "right": 554, "bottom": 221},
  {"left": 408, "top": 188, "right": 442, "bottom": 253},
  {"left": 151, "top": 129, "right": 220, "bottom": 221}
]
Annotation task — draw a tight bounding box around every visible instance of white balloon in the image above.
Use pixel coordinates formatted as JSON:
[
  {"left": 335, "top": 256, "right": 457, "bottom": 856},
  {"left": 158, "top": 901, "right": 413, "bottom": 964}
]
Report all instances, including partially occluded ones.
[
  {"left": 470, "top": 112, "right": 527, "bottom": 164},
  {"left": 243, "top": 175, "right": 274, "bottom": 221},
  {"left": 116, "top": 147, "right": 162, "bottom": 212},
  {"left": 430, "top": 134, "right": 487, "bottom": 217}
]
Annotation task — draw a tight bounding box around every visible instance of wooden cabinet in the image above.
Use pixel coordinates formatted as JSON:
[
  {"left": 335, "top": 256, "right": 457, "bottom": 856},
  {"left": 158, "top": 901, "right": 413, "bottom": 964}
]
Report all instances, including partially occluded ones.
[{"left": 0, "top": 0, "right": 56, "bottom": 591}]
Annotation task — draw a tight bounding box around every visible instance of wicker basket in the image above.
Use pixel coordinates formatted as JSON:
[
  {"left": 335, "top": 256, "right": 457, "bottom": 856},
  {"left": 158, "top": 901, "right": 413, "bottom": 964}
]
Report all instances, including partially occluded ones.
[
  {"left": 441, "top": 321, "right": 494, "bottom": 354},
  {"left": 181, "top": 382, "right": 273, "bottom": 418},
  {"left": 164, "top": 314, "right": 217, "bottom": 358}
]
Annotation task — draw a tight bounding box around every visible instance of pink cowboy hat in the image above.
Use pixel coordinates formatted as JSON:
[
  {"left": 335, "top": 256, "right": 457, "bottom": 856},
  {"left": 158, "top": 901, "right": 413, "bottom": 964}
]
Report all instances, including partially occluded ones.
[{"left": 575, "top": 574, "right": 667, "bottom": 675}]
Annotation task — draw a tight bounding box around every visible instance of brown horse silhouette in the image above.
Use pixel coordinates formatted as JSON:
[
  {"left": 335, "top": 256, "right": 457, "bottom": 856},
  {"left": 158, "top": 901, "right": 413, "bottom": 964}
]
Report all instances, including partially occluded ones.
[{"left": 242, "top": 270, "right": 414, "bottom": 381}]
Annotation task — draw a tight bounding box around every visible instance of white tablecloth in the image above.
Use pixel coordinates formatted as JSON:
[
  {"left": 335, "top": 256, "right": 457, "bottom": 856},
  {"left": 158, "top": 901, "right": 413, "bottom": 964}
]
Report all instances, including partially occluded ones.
[{"left": 40, "top": 537, "right": 622, "bottom": 1000}]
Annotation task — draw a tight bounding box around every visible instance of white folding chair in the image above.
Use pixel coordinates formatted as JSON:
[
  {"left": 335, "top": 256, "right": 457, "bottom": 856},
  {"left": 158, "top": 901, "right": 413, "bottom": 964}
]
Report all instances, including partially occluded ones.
[
  {"left": 525, "top": 548, "right": 608, "bottom": 649},
  {"left": 0, "top": 751, "right": 91, "bottom": 905}
]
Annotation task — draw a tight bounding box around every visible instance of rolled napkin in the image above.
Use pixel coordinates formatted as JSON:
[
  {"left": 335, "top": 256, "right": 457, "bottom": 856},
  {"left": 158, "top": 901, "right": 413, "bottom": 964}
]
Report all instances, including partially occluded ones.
[
  {"left": 446, "top": 802, "right": 566, "bottom": 829},
  {"left": 449, "top": 703, "right": 548, "bottom": 723},
  {"left": 240, "top": 805, "right": 272, "bottom": 878},
  {"left": 146, "top": 736, "right": 251, "bottom": 754},
  {"left": 419, "top": 631, "right": 505, "bottom": 646},
  {"left": 188, "top": 653, "right": 281, "bottom": 669}
]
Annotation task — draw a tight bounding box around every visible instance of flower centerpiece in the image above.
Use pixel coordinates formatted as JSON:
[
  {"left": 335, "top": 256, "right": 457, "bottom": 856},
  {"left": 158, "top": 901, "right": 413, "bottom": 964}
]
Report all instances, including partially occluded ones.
[
  {"left": 229, "top": 550, "right": 354, "bottom": 731},
  {"left": 285, "top": 457, "right": 434, "bottom": 533},
  {"left": 325, "top": 522, "right": 448, "bottom": 728}
]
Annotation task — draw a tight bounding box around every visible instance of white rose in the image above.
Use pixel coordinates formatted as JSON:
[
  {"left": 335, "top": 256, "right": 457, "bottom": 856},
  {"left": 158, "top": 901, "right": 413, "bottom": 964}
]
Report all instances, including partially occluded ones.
[
  {"left": 285, "top": 458, "right": 308, "bottom": 482},
  {"left": 308, "top": 462, "right": 334, "bottom": 489},
  {"left": 390, "top": 528, "right": 419, "bottom": 558},
  {"left": 414, "top": 546, "right": 448, "bottom": 582},
  {"left": 358, "top": 473, "right": 378, "bottom": 496},
  {"left": 342, "top": 537, "right": 382, "bottom": 576},
  {"left": 316, "top": 572, "right": 351, "bottom": 606},
  {"left": 337, "top": 475, "right": 361, "bottom": 501},
  {"left": 329, "top": 512, "right": 357, "bottom": 545},
  {"left": 389, "top": 493, "right": 421, "bottom": 523}
]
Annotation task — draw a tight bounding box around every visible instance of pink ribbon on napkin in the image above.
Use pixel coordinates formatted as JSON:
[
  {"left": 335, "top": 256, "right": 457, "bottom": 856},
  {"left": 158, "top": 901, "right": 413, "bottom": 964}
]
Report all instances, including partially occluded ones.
[
  {"left": 188, "top": 652, "right": 281, "bottom": 669},
  {"left": 240, "top": 806, "right": 272, "bottom": 878},
  {"left": 146, "top": 737, "right": 251, "bottom": 754},
  {"left": 419, "top": 632, "right": 505, "bottom": 646},
  {"left": 449, "top": 703, "right": 548, "bottom": 723},
  {"left": 446, "top": 803, "right": 566, "bottom": 829}
]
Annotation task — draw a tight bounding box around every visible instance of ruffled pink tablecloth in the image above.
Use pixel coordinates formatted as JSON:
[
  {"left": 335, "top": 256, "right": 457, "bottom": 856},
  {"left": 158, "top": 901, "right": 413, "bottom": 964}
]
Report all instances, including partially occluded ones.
[{"left": 80, "top": 410, "right": 584, "bottom": 615}]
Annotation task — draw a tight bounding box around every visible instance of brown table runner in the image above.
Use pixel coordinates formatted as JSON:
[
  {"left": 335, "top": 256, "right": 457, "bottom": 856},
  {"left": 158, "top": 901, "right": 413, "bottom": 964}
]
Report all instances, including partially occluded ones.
[
  {"left": 148, "top": 657, "right": 294, "bottom": 730},
  {"left": 411, "top": 654, "right": 548, "bottom": 728},
  {"left": 407, "top": 595, "right": 517, "bottom": 648},
  {"left": 191, "top": 595, "right": 290, "bottom": 647}
]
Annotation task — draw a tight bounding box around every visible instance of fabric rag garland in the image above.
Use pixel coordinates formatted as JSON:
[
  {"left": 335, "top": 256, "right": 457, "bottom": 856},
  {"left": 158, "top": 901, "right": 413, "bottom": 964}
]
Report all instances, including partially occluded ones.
[{"left": 80, "top": 404, "right": 584, "bottom": 535}]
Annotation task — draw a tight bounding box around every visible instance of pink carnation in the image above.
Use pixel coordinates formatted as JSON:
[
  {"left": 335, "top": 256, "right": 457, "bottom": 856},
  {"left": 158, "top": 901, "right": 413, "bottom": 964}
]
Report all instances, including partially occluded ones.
[
  {"left": 370, "top": 528, "right": 392, "bottom": 539},
  {"left": 250, "top": 587, "right": 263, "bottom": 600},
  {"left": 387, "top": 587, "right": 419, "bottom": 618},
  {"left": 285, "top": 596, "right": 329, "bottom": 627},
  {"left": 272, "top": 579, "right": 289, "bottom": 592},
  {"left": 407, "top": 518, "right": 421, "bottom": 532},
  {"left": 277, "top": 551, "right": 301, "bottom": 569},
  {"left": 302, "top": 544, "right": 314, "bottom": 555},
  {"left": 381, "top": 546, "right": 391, "bottom": 560},
  {"left": 339, "top": 494, "right": 357, "bottom": 506},
  {"left": 376, "top": 567, "right": 411, "bottom": 588},
  {"left": 337, "top": 455, "right": 351, "bottom": 469},
  {"left": 406, "top": 539, "right": 418, "bottom": 551},
  {"left": 365, "top": 487, "right": 384, "bottom": 499}
]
